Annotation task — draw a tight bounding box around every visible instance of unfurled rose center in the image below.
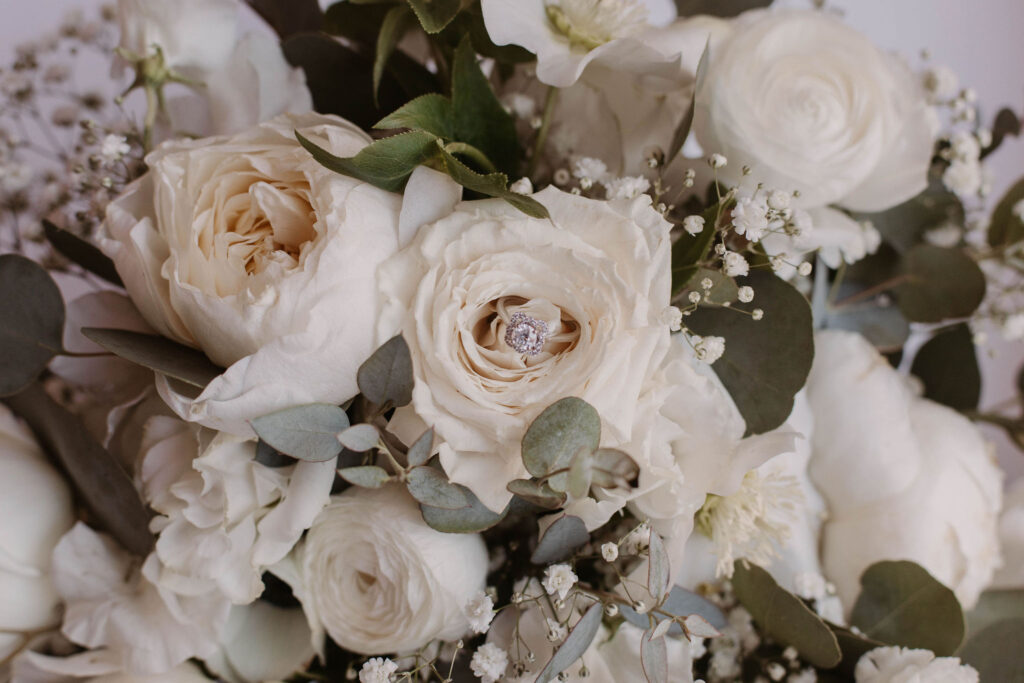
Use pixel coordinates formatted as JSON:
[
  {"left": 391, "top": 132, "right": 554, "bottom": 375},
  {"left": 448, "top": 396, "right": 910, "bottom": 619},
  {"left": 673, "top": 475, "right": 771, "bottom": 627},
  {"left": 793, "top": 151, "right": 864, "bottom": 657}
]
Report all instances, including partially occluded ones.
[{"left": 468, "top": 297, "right": 580, "bottom": 373}]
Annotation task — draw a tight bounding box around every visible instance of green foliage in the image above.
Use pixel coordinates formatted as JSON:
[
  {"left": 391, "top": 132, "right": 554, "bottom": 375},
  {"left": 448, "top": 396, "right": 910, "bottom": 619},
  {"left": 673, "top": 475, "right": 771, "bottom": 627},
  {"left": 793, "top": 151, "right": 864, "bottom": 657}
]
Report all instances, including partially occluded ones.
[
  {"left": 960, "top": 620, "right": 1024, "bottom": 683},
  {"left": 373, "top": 5, "right": 417, "bottom": 104},
  {"left": 687, "top": 271, "right": 815, "bottom": 436},
  {"left": 506, "top": 478, "right": 566, "bottom": 509},
  {"left": 855, "top": 182, "right": 965, "bottom": 254},
  {"left": 377, "top": 93, "right": 455, "bottom": 139},
  {"left": 910, "top": 323, "right": 981, "bottom": 411},
  {"left": 356, "top": 334, "right": 415, "bottom": 408},
  {"left": 451, "top": 37, "right": 519, "bottom": 176},
  {"left": 666, "top": 39, "right": 708, "bottom": 165},
  {"left": 339, "top": 465, "right": 392, "bottom": 488},
  {"left": 0, "top": 255, "right": 65, "bottom": 397},
  {"left": 641, "top": 628, "right": 668, "bottom": 683},
  {"left": 438, "top": 147, "right": 548, "bottom": 217},
  {"left": 731, "top": 562, "right": 842, "bottom": 669},
  {"left": 42, "top": 220, "right": 123, "bottom": 286},
  {"left": 825, "top": 301, "right": 910, "bottom": 354},
  {"left": 850, "top": 560, "right": 965, "bottom": 656},
  {"left": 406, "top": 466, "right": 471, "bottom": 509},
  {"left": 536, "top": 603, "right": 604, "bottom": 683},
  {"left": 981, "top": 107, "right": 1022, "bottom": 160},
  {"left": 674, "top": 0, "right": 773, "bottom": 17},
  {"left": 521, "top": 397, "right": 601, "bottom": 479},
  {"left": 896, "top": 245, "right": 986, "bottom": 322},
  {"left": 406, "top": 428, "right": 435, "bottom": 466},
  {"left": 530, "top": 515, "right": 589, "bottom": 565},
  {"left": 254, "top": 441, "right": 294, "bottom": 468},
  {"left": 419, "top": 484, "right": 508, "bottom": 533},
  {"left": 250, "top": 403, "right": 350, "bottom": 463},
  {"left": 296, "top": 129, "right": 439, "bottom": 193},
  {"left": 335, "top": 423, "right": 381, "bottom": 452},
  {"left": 671, "top": 203, "right": 720, "bottom": 297},
  {"left": 987, "top": 177, "right": 1024, "bottom": 248},
  {"left": 3, "top": 383, "right": 155, "bottom": 556},
  {"left": 406, "top": 0, "right": 461, "bottom": 33},
  {"left": 82, "top": 328, "right": 223, "bottom": 388},
  {"left": 620, "top": 586, "right": 727, "bottom": 638},
  {"left": 647, "top": 532, "right": 671, "bottom": 602}
]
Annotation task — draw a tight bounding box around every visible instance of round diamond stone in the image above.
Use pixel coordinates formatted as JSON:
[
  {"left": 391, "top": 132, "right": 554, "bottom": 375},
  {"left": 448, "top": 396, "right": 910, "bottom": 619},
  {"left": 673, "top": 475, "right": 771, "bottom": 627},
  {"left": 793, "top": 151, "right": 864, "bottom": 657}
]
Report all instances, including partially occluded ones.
[{"left": 504, "top": 312, "right": 550, "bottom": 356}]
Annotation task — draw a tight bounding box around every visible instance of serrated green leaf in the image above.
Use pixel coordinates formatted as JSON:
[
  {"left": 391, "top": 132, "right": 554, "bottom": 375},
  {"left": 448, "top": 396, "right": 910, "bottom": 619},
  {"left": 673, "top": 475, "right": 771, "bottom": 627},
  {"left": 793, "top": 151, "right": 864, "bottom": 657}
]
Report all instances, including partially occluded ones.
[
  {"left": 419, "top": 484, "right": 508, "bottom": 533},
  {"left": 438, "top": 147, "right": 549, "bottom": 218},
  {"left": 451, "top": 35, "right": 518, "bottom": 176},
  {"left": 910, "top": 323, "right": 980, "bottom": 410},
  {"left": 536, "top": 603, "right": 604, "bottom": 683},
  {"left": 407, "top": 466, "right": 470, "bottom": 509},
  {"left": 42, "top": 220, "right": 124, "bottom": 287},
  {"left": 960, "top": 619, "right": 1024, "bottom": 683},
  {"left": 531, "top": 515, "right": 589, "bottom": 565},
  {"left": 297, "top": 129, "right": 439, "bottom": 193},
  {"left": 406, "top": 428, "right": 435, "bottom": 467},
  {"left": 686, "top": 270, "right": 814, "bottom": 435},
  {"left": 339, "top": 465, "right": 392, "bottom": 488},
  {"left": 375, "top": 93, "right": 455, "bottom": 138},
  {"left": 82, "top": 327, "right": 222, "bottom": 389},
  {"left": 357, "top": 334, "right": 414, "bottom": 408},
  {"left": 987, "top": 176, "right": 1024, "bottom": 247},
  {"left": 896, "top": 245, "right": 986, "bottom": 323},
  {"left": 406, "top": 0, "right": 461, "bottom": 33},
  {"left": 0, "top": 255, "right": 65, "bottom": 397},
  {"left": 373, "top": 5, "right": 417, "bottom": 105},
  {"left": 251, "top": 403, "right": 349, "bottom": 463},
  {"left": 506, "top": 478, "right": 566, "bottom": 509},
  {"left": 850, "top": 560, "right": 965, "bottom": 656},
  {"left": 336, "top": 423, "right": 380, "bottom": 452},
  {"left": 521, "top": 397, "right": 601, "bottom": 478},
  {"left": 732, "top": 562, "right": 842, "bottom": 669}
]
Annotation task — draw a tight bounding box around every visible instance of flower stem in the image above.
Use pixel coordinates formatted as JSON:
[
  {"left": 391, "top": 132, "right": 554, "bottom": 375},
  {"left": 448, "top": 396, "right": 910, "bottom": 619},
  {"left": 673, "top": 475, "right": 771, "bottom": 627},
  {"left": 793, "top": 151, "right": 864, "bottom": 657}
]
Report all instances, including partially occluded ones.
[{"left": 526, "top": 85, "right": 559, "bottom": 180}]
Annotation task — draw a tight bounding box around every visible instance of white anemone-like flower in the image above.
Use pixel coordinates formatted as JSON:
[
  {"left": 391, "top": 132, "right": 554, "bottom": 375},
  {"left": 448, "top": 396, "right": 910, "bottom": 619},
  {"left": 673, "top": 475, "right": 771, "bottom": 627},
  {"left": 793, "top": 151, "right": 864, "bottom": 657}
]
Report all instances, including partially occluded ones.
[{"left": 855, "top": 646, "right": 978, "bottom": 683}]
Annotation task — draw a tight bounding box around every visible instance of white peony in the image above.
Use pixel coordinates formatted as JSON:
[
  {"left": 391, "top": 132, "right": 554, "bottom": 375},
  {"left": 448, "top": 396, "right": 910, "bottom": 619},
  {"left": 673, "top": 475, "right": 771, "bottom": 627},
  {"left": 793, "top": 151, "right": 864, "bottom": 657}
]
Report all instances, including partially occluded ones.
[
  {"left": 0, "top": 405, "right": 75, "bottom": 662},
  {"left": 379, "top": 176, "right": 672, "bottom": 512},
  {"left": 854, "top": 646, "right": 978, "bottom": 683},
  {"left": 806, "top": 331, "right": 1003, "bottom": 611},
  {"left": 275, "top": 485, "right": 488, "bottom": 656},
  {"left": 693, "top": 9, "right": 934, "bottom": 213},
  {"left": 100, "top": 113, "right": 402, "bottom": 436}
]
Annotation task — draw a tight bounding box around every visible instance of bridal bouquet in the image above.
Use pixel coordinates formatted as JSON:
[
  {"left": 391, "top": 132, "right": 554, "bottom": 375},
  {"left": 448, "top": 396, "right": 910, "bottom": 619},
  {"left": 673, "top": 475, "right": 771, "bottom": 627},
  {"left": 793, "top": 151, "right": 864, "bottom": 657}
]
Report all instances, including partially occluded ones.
[{"left": 3, "top": 0, "right": 1024, "bottom": 681}]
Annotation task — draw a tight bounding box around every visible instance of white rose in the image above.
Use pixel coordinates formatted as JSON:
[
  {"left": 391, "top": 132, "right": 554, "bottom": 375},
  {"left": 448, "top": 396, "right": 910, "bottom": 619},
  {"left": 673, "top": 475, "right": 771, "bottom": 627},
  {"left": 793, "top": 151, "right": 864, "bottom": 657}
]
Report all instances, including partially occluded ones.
[
  {"left": 101, "top": 113, "right": 402, "bottom": 435},
  {"left": 854, "top": 646, "right": 978, "bottom": 683},
  {"left": 116, "top": 0, "right": 238, "bottom": 76},
  {"left": 378, "top": 175, "right": 672, "bottom": 511},
  {"left": 806, "top": 331, "right": 1003, "bottom": 611},
  {"left": 0, "top": 405, "right": 75, "bottom": 662},
  {"left": 276, "top": 485, "right": 488, "bottom": 656},
  {"left": 693, "top": 9, "right": 934, "bottom": 212}
]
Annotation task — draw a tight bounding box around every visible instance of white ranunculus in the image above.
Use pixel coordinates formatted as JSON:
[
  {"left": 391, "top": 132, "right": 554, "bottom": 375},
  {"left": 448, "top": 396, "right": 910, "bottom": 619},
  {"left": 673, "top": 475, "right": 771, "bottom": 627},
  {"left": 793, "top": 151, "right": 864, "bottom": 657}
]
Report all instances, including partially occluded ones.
[
  {"left": 276, "top": 485, "right": 488, "bottom": 656},
  {"left": 693, "top": 9, "right": 934, "bottom": 212},
  {"left": 991, "top": 478, "right": 1024, "bottom": 589},
  {"left": 202, "top": 602, "right": 315, "bottom": 683},
  {"left": 378, "top": 178, "right": 672, "bottom": 512},
  {"left": 806, "top": 331, "right": 1003, "bottom": 611},
  {"left": 116, "top": 0, "right": 238, "bottom": 77},
  {"left": 0, "top": 406, "right": 75, "bottom": 662},
  {"left": 854, "top": 646, "right": 978, "bottom": 683},
  {"left": 100, "top": 113, "right": 402, "bottom": 436}
]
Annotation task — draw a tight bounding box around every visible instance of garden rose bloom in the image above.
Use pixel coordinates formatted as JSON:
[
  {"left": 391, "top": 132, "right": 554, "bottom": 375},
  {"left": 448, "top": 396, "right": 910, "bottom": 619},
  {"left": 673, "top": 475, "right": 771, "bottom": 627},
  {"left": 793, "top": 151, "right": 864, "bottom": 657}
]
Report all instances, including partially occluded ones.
[
  {"left": 278, "top": 485, "right": 488, "bottom": 656},
  {"left": 101, "top": 113, "right": 402, "bottom": 435}
]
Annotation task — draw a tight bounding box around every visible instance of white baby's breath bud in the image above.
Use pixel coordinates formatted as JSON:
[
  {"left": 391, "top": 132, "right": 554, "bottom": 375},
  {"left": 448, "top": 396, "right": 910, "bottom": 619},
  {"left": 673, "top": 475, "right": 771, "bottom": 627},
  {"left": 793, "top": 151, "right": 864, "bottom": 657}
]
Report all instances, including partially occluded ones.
[
  {"left": 737, "top": 286, "right": 754, "bottom": 303},
  {"left": 603, "top": 175, "right": 650, "bottom": 200},
  {"left": 530, "top": 116, "right": 544, "bottom": 130},
  {"left": 714, "top": 243, "right": 727, "bottom": 256},
  {"left": 767, "top": 190, "right": 791, "bottom": 211},
  {"left": 634, "top": 600, "right": 648, "bottom": 614},
  {"left": 700, "top": 277, "right": 714, "bottom": 290},
  {"left": 470, "top": 644, "right": 508, "bottom": 683},
  {"left": 542, "top": 564, "right": 578, "bottom": 600},
  {"left": 464, "top": 591, "right": 496, "bottom": 634},
  {"left": 797, "top": 262, "right": 813, "bottom": 277},
  {"left": 963, "top": 87, "right": 978, "bottom": 103},
  {"left": 579, "top": 177, "right": 593, "bottom": 190},
  {"left": 722, "top": 252, "right": 750, "bottom": 278},
  {"left": 769, "top": 256, "right": 784, "bottom": 271},
  {"left": 100, "top": 134, "right": 130, "bottom": 165},
  {"left": 767, "top": 662, "right": 786, "bottom": 681},
  {"left": 572, "top": 156, "right": 608, "bottom": 182},
  {"left": 752, "top": 309, "right": 764, "bottom": 321},
  {"left": 509, "top": 177, "right": 533, "bottom": 195},
  {"left": 688, "top": 291, "right": 702, "bottom": 304},
  {"left": 683, "top": 214, "right": 706, "bottom": 235},
  {"left": 660, "top": 306, "right": 684, "bottom": 332},
  {"left": 601, "top": 542, "right": 619, "bottom": 562},
  {"left": 553, "top": 168, "right": 572, "bottom": 186},
  {"left": 709, "top": 153, "right": 728, "bottom": 169},
  {"left": 359, "top": 657, "right": 399, "bottom": 683},
  {"left": 693, "top": 335, "right": 726, "bottom": 364},
  {"left": 923, "top": 65, "right": 959, "bottom": 99},
  {"left": 546, "top": 618, "right": 568, "bottom": 643},
  {"left": 978, "top": 127, "right": 993, "bottom": 149},
  {"left": 783, "top": 646, "right": 799, "bottom": 662},
  {"left": 604, "top": 603, "right": 619, "bottom": 617},
  {"left": 732, "top": 195, "right": 770, "bottom": 241}
]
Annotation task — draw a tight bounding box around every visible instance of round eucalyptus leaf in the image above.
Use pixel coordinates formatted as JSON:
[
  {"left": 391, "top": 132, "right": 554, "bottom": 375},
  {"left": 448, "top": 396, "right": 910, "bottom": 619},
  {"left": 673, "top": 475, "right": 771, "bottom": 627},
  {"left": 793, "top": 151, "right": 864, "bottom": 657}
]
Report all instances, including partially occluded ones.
[
  {"left": 521, "top": 397, "right": 601, "bottom": 478},
  {"left": 0, "top": 254, "right": 65, "bottom": 397},
  {"left": 896, "top": 246, "right": 985, "bottom": 323}
]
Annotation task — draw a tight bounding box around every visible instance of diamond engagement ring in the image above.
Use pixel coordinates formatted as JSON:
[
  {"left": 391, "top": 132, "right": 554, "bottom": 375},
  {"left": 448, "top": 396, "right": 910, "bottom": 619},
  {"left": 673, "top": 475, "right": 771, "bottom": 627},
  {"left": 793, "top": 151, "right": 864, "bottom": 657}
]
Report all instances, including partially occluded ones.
[{"left": 503, "top": 312, "right": 550, "bottom": 356}]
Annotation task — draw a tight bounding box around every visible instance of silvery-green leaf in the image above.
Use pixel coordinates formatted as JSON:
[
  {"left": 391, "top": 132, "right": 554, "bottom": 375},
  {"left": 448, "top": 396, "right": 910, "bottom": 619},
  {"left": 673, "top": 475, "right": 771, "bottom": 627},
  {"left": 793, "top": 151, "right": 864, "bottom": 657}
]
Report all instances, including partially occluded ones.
[
  {"left": 650, "top": 619, "right": 673, "bottom": 641},
  {"left": 566, "top": 447, "right": 594, "bottom": 499},
  {"left": 0, "top": 255, "right": 65, "bottom": 397},
  {"left": 254, "top": 440, "right": 294, "bottom": 468},
  {"left": 406, "top": 467, "right": 470, "bottom": 510},
  {"left": 420, "top": 485, "right": 508, "bottom": 533},
  {"left": 666, "top": 38, "right": 708, "bottom": 165},
  {"left": 648, "top": 533, "right": 671, "bottom": 603},
  {"left": 251, "top": 404, "right": 349, "bottom": 463},
  {"left": 683, "top": 614, "right": 722, "bottom": 638},
  {"left": 641, "top": 628, "right": 668, "bottom": 683},
  {"left": 357, "top": 334, "right": 414, "bottom": 408},
  {"left": 896, "top": 245, "right": 986, "bottom": 323},
  {"left": 589, "top": 448, "right": 640, "bottom": 491},
  {"left": 336, "top": 423, "right": 380, "bottom": 452},
  {"left": 338, "top": 465, "right": 391, "bottom": 489},
  {"left": 521, "top": 397, "right": 601, "bottom": 478},
  {"left": 825, "top": 301, "right": 910, "bottom": 353},
  {"left": 531, "top": 515, "right": 589, "bottom": 565},
  {"left": 536, "top": 603, "right": 604, "bottom": 683},
  {"left": 83, "top": 327, "right": 223, "bottom": 389},
  {"left": 620, "top": 586, "right": 726, "bottom": 637},
  {"left": 42, "top": 220, "right": 123, "bottom": 287},
  {"left": 406, "top": 428, "right": 435, "bottom": 467},
  {"left": 506, "top": 479, "right": 566, "bottom": 509}
]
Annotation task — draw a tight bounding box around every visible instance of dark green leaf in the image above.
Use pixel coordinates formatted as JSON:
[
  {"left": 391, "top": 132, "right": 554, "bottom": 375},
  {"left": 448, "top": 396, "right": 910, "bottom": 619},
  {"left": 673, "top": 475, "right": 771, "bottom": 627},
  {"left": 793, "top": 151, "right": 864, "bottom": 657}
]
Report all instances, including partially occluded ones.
[
  {"left": 376, "top": 93, "right": 455, "bottom": 138},
  {"left": 247, "top": 0, "right": 323, "bottom": 40},
  {"left": 910, "top": 323, "right": 980, "bottom": 410},
  {"left": 981, "top": 108, "right": 1021, "bottom": 160},
  {"left": 674, "top": 0, "right": 773, "bottom": 17},
  {"left": 531, "top": 515, "right": 589, "bottom": 565},
  {"left": 671, "top": 203, "right": 719, "bottom": 297},
  {"left": 419, "top": 484, "right": 508, "bottom": 533},
  {"left": 648, "top": 532, "right": 670, "bottom": 602},
  {"left": 4, "top": 383, "right": 154, "bottom": 556},
  {"left": 641, "top": 629, "right": 668, "bottom": 683},
  {"left": 620, "top": 586, "right": 726, "bottom": 638},
  {"left": 82, "top": 328, "right": 222, "bottom": 389},
  {"left": 42, "top": 220, "right": 123, "bottom": 287},
  {"left": 521, "top": 397, "right": 601, "bottom": 478},
  {"left": 336, "top": 423, "right": 380, "bottom": 452},
  {"left": 297, "top": 129, "right": 440, "bottom": 193},
  {"left": 987, "top": 177, "right": 1024, "bottom": 248},
  {"left": 406, "top": 428, "right": 435, "bottom": 467},
  {"left": 850, "top": 560, "right": 965, "bottom": 656},
  {"left": 536, "top": 603, "right": 604, "bottom": 683},
  {"left": 960, "top": 620, "right": 1024, "bottom": 683},
  {"left": 250, "top": 403, "right": 349, "bottom": 463},
  {"left": 732, "top": 562, "right": 842, "bottom": 669},
  {"left": 406, "top": 0, "right": 461, "bottom": 33},
  {"left": 687, "top": 271, "right": 814, "bottom": 435},
  {"left": 827, "top": 623, "right": 885, "bottom": 679},
  {"left": 407, "top": 466, "right": 470, "bottom": 509},
  {"left": 451, "top": 36, "right": 519, "bottom": 176},
  {"left": 255, "top": 440, "right": 295, "bottom": 468},
  {"left": 357, "top": 334, "right": 414, "bottom": 408},
  {"left": 855, "top": 181, "right": 965, "bottom": 254},
  {"left": 666, "top": 39, "right": 708, "bottom": 164},
  {"left": 689, "top": 267, "right": 739, "bottom": 306},
  {"left": 455, "top": 7, "right": 535, "bottom": 63},
  {"left": 506, "top": 478, "right": 566, "bottom": 509},
  {"left": 339, "top": 465, "right": 392, "bottom": 488},
  {"left": 373, "top": 5, "right": 416, "bottom": 104},
  {"left": 0, "top": 255, "right": 65, "bottom": 397},
  {"left": 896, "top": 245, "right": 986, "bottom": 323},
  {"left": 323, "top": 1, "right": 392, "bottom": 45},
  {"left": 438, "top": 147, "right": 549, "bottom": 217},
  {"left": 825, "top": 302, "right": 910, "bottom": 353},
  {"left": 966, "top": 589, "right": 1024, "bottom": 638}
]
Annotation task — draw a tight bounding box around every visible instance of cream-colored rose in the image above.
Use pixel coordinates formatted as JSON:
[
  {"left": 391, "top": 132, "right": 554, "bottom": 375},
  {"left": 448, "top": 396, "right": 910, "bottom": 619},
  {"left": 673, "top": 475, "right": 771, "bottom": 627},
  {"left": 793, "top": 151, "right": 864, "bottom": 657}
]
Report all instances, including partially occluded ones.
[
  {"left": 806, "top": 331, "right": 1003, "bottom": 611},
  {"left": 0, "top": 405, "right": 75, "bottom": 663},
  {"left": 277, "top": 485, "right": 488, "bottom": 656},
  {"left": 101, "top": 113, "right": 402, "bottom": 436},
  {"left": 378, "top": 176, "right": 672, "bottom": 511},
  {"left": 693, "top": 9, "right": 934, "bottom": 212}
]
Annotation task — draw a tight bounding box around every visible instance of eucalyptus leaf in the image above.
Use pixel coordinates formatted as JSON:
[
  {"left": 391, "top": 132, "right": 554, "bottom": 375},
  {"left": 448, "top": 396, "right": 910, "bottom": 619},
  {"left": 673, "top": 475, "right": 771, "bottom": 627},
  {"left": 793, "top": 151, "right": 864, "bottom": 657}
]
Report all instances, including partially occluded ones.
[
  {"left": 438, "top": 147, "right": 549, "bottom": 218},
  {"left": 981, "top": 108, "right": 1021, "bottom": 160},
  {"left": 407, "top": 466, "right": 470, "bottom": 509},
  {"left": 254, "top": 440, "right": 295, "bottom": 468},
  {"left": 536, "top": 603, "right": 604, "bottom": 683},
  {"left": 506, "top": 478, "right": 566, "bottom": 509},
  {"left": 987, "top": 176, "right": 1024, "bottom": 247},
  {"left": 671, "top": 203, "right": 720, "bottom": 297},
  {"left": 825, "top": 302, "right": 910, "bottom": 353},
  {"left": 910, "top": 323, "right": 980, "bottom": 410},
  {"left": 3, "top": 383, "right": 154, "bottom": 556},
  {"left": 896, "top": 245, "right": 986, "bottom": 323},
  {"left": 854, "top": 181, "right": 965, "bottom": 254},
  {"left": 82, "top": 328, "right": 223, "bottom": 389},
  {"left": 336, "top": 423, "right": 380, "bottom": 452},
  {"left": 690, "top": 267, "right": 739, "bottom": 306},
  {"left": 521, "top": 397, "right": 601, "bottom": 478},
  {"left": 732, "top": 562, "right": 842, "bottom": 668},
  {"left": 339, "top": 465, "right": 391, "bottom": 488},
  {"left": 451, "top": 36, "right": 518, "bottom": 177},
  {"left": 965, "top": 589, "right": 1024, "bottom": 637},
  {"left": 666, "top": 39, "right": 708, "bottom": 164},
  {"left": 373, "top": 5, "right": 416, "bottom": 104},
  {"left": 0, "top": 255, "right": 65, "bottom": 397},
  {"left": 640, "top": 628, "right": 668, "bottom": 683},
  {"left": 589, "top": 448, "right": 639, "bottom": 491},
  {"left": 682, "top": 614, "right": 722, "bottom": 638},
  {"left": 686, "top": 271, "right": 814, "bottom": 436},
  {"left": 674, "top": 0, "right": 773, "bottom": 17},
  {"left": 250, "top": 403, "right": 350, "bottom": 463},
  {"left": 406, "top": 428, "right": 435, "bottom": 467},
  {"left": 297, "top": 129, "right": 439, "bottom": 193},
  {"left": 648, "top": 532, "right": 670, "bottom": 602},
  {"left": 620, "top": 586, "right": 726, "bottom": 637},
  {"left": 531, "top": 515, "right": 589, "bottom": 565},
  {"left": 42, "top": 220, "right": 124, "bottom": 286},
  {"left": 959, "top": 619, "right": 1024, "bottom": 682},
  {"left": 827, "top": 623, "right": 885, "bottom": 679},
  {"left": 420, "top": 484, "right": 508, "bottom": 533},
  {"left": 357, "top": 334, "right": 414, "bottom": 408},
  {"left": 375, "top": 93, "right": 455, "bottom": 139},
  {"left": 850, "top": 560, "right": 964, "bottom": 656},
  {"left": 406, "top": 0, "right": 461, "bottom": 33}
]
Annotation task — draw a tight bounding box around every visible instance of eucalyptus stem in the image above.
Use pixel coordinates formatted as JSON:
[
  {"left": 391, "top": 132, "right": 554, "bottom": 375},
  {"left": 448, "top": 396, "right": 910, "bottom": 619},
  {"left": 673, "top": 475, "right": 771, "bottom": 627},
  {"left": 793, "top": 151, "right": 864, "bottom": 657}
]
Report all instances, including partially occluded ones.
[{"left": 526, "top": 85, "right": 559, "bottom": 180}]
